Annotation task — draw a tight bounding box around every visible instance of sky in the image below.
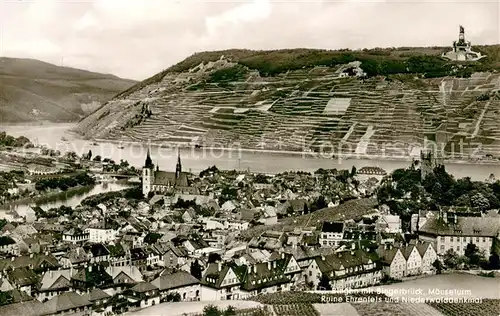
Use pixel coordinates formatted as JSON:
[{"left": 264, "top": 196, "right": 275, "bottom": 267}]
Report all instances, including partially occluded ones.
[{"left": 0, "top": 0, "right": 498, "bottom": 81}]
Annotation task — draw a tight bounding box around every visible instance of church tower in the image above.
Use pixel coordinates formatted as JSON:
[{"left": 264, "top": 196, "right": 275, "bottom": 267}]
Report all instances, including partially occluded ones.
[
  {"left": 175, "top": 148, "right": 182, "bottom": 179},
  {"left": 142, "top": 148, "right": 154, "bottom": 197}
]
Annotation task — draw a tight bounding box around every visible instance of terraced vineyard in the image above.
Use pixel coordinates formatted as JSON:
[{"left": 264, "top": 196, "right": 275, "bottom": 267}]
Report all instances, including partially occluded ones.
[
  {"left": 428, "top": 299, "right": 500, "bottom": 316},
  {"left": 273, "top": 304, "right": 320, "bottom": 316},
  {"left": 76, "top": 48, "right": 500, "bottom": 160},
  {"left": 350, "top": 302, "right": 445, "bottom": 316}
]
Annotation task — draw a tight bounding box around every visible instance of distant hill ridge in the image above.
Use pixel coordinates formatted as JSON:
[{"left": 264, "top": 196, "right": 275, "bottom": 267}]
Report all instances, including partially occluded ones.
[
  {"left": 76, "top": 45, "right": 500, "bottom": 160},
  {"left": 0, "top": 57, "right": 136, "bottom": 123},
  {"left": 115, "top": 45, "right": 500, "bottom": 100}
]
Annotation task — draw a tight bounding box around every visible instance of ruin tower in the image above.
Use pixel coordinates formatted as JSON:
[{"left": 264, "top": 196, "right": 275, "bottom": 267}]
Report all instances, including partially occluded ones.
[{"left": 420, "top": 149, "right": 444, "bottom": 180}]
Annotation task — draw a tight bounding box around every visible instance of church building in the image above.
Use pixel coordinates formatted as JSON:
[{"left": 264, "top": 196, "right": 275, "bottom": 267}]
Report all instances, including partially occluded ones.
[{"left": 142, "top": 149, "right": 193, "bottom": 197}]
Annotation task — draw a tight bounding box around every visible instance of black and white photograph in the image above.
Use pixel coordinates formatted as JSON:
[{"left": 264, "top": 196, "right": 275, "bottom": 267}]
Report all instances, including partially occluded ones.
[{"left": 0, "top": 1, "right": 499, "bottom": 315}]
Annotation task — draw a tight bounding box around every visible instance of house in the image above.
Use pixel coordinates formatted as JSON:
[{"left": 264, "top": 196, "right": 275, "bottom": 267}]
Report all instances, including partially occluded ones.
[
  {"left": 221, "top": 200, "right": 237, "bottom": 212},
  {"left": 0, "top": 253, "right": 60, "bottom": 272},
  {"left": 239, "top": 253, "right": 302, "bottom": 297},
  {"left": 130, "top": 248, "right": 148, "bottom": 272},
  {"left": 258, "top": 206, "right": 278, "bottom": 226},
  {"left": 183, "top": 239, "right": 209, "bottom": 255},
  {"left": 62, "top": 229, "right": 89, "bottom": 245},
  {"left": 125, "top": 282, "right": 160, "bottom": 309},
  {"left": 60, "top": 247, "right": 89, "bottom": 268},
  {"left": 319, "top": 222, "right": 345, "bottom": 248},
  {"left": 82, "top": 288, "right": 111, "bottom": 312},
  {"left": 6, "top": 267, "right": 39, "bottom": 296},
  {"left": 43, "top": 291, "right": 93, "bottom": 316},
  {"left": 200, "top": 262, "right": 242, "bottom": 301},
  {"left": 248, "top": 231, "right": 286, "bottom": 251},
  {"left": 182, "top": 209, "right": 197, "bottom": 223},
  {"left": 85, "top": 221, "right": 118, "bottom": 243},
  {"left": 146, "top": 246, "right": 160, "bottom": 266},
  {"left": 25, "top": 206, "right": 36, "bottom": 224},
  {"left": 153, "top": 242, "right": 188, "bottom": 268},
  {"left": 377, "top": 215, "right": 402, "bottom": 234},
  {"left": 107, "top": 243, "right": 128, "bottom": 267},
  {"left": 151, "top": 271, "right": 200, "bottom": 302},
  {"left": 415, "top": 241, "right": 437, "bottom": 274},
  {"left": 378, "top": 245, "right": 406, "bottom": 279},
  {"left": 307, "top": 249, "right": 381, "bottom": 290},
  {"left": 71, "top": 265, "right": 113, "bottom": 292},
  {"left": 37, "top": 269, "right": 72, "bottom": 302},
  {"left": 418, "top": 212, "right": 500, "bottom": 257},
  {"left": 402, "top": 244, "right": 422, "bottom": 276},
  {"left": 84, "top": 243, "right": 110, "bottom": 264},
  {"left": 0, "top": 236, "right": 18, "bottom": 255},
  {"left": 224, "top": 219, "right": 249, "bottom": 231},
  {"left": 0, "top": 277, "right": 14, "bottom": 291},
  {"left": 18, "top": 237, "right": 42, "bottom": 254},
  {"left": 12, "top": 224, "right": 38, "bottom": 238},
  {"left": 0, "top": 299, "right": 48, "bottom": 316},
  {"left": 106, "top": 265, "right": 144, "bottom": 290}
]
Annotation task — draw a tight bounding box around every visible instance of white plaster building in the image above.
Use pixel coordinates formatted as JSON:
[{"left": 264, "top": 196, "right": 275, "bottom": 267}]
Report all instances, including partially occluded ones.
[{"left": 418, "top": 212, "right": 500, "bottom": 258}]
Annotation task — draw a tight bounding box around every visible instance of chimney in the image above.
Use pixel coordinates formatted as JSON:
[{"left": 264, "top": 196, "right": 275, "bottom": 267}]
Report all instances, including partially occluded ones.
[
  {"left": 351, "top": 243, "right": 355, "bottom": 250},
  {"left": 453, "top": 213, "right": 457, "bottom": 224},
  {"left": 30, "top": 253, "right": 34, "bottom": 258},
  {"left": 217, "top": 262, "right": 222, "bottom": 272},
  {"left": 281, "top": 253, "right": 285, "bottom": 259},
  {"left": 267, "top": 261, "right": 272, "bottom": 270},
  {"left": 88, "top": 265, "right": 92, "bottom": 272},
  {"left": 11, "top": 257, "right": 14, "bottom": 261},
  {"left": 350, "top": 251, "right": 354, "bottom": 256},
  {"left": 50, "top": 270, "right": 53, "bottom": 278},
  {"left": 321, "top": 255, "right": 325, "bottom": 261},
  {"left": 273, "top": 261, "right": 276, "bottom": 268}
]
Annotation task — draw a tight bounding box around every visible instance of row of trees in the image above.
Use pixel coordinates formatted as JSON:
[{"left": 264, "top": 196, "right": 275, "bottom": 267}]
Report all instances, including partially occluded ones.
[
  {"left": 35, "top": 173, "right": 95, "bottom": 192},
  {"left": 0, "top": 132, "right": 32, "bottom": 147},
  {"left": 377, "top": 164, "right": 500, "bottom": 223},
  {"left": 437, "top": 243, "right": 500, "bottom": 271}
]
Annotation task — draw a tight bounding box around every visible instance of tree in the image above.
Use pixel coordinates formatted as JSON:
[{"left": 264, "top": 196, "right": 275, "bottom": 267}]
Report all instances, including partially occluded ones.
[
  {"left": 87, "top": 150, "right": 92, "bottom": 160},
  {"left": 93, "top": 155, "right": 102, "bottom": 162},
  {"left": 208, "top": 253, "right": 221, "bottom": 264},
  {"left": 350, "top": 166, "right": 357, "bottom": 177},
  {"left": 203, "top": 305, "right": 221, "bottom": 316},
  {"left": 432, "top": 259, "right": 444, "bottom": 274},
  {"left": 303, "top": 203, "right": 309, "bottom": 214},
  {"left": 166, "top": 292, "right": 181, "bottom": 302},
  {"left": 470, "top": 192, "right": 490, "bottom": 212},
  {"left": 443, "top": 249, "right": 459, "bottom": 268},
  {"left": 190, "top": 260, "right": 202, "bottom": 280},
  {"left": 464, "top": 243, "right": 484, "bottom": 266},
  {"left": 120, "top": 159, "right": 129, "bottom": 168},
  {"left": 487, "top": 253, "right": 500, "bottom": 270},
  {"left": 223, "top": 306, "right": 236, "bottom": 316},
  {"left": 318, "top": 274, "right": 332, "bottom": 290},
  {"left": 315, "top": 196, "right": 327, "bottom": 210}
]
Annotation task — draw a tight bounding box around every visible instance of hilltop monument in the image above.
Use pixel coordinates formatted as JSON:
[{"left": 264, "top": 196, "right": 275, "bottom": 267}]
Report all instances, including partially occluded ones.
[{"left": 442, "top": 25, "right": 485, "bottom": 61}]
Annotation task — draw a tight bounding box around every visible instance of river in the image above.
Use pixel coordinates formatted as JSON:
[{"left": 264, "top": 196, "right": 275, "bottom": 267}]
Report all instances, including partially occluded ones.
[{"left": 1, "top": 123, "right": 499, "bottom": 181}]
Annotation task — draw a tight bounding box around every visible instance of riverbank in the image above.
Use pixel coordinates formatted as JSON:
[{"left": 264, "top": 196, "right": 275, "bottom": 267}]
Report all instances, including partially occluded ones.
[
  {"left": 93, "top": 137, "right": 500, "bottom": 166},
  {"left": 1, "top": 184, "right": 95, "bottom": 208}
]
